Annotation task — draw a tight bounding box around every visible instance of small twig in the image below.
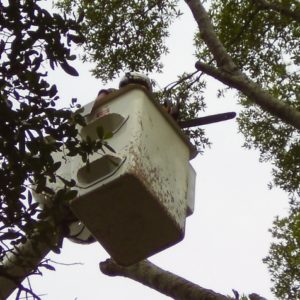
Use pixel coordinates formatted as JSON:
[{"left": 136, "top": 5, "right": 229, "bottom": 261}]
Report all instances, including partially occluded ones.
[
  {"left": 44, "top": 258, "right": 84, "bottom": 267},
  {"left": 163, "top": 70, "right": 199, "bottom": 92},
  {"left": 18, "top": 294, "right": 47, "bottom": 300},
  {"left": 14, "top": 284, "right": 42, "bottom": 300}
]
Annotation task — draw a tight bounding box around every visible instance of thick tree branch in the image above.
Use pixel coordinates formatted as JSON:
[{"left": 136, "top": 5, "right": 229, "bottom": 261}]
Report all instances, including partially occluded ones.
[
  {"left": 252, "top": 0, "right": 300, "bottom": 23},
  {"left": 185, "top": 0, "right": 300, "bottom": 130},
  {"left": 195, "top": 61, "right": 300, "bottom": 130},
  {"left": 184, "top": 0, "right": 237, "bottom": 73},
  {"left": 100, "top": 258, "right": 231, "bottom": 300},
  {"left": 0, "top": 222, "right": 63, "bottom": 300}
]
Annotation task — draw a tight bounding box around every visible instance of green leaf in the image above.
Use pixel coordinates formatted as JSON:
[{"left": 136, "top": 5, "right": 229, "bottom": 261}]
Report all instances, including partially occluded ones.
[
  {"left": 96, "top": 126, "right": 104, "bottom": 139},
  {"left": 0, "top": 231, "right": 20, "bottom": 240},
  {"left": 103, "top": 142, "right": 116, "bottom": 153},
  {"left": 59, "top": 60, "right": 79, "bottom": 76},
  {"left": 53, "top": 161, "right": 62, "bottom": 172},
  {"left": 49, "top": 84, "right": 58, "bottom": 98},
  {"left": 42, "top": 264, "right": 56, "bottom": 271},
  {"left": 74, "top": 113, "right": 86, "bottom": 126},
  {"left": 64, "top": 189, "right": 78, "bottom": 201},
  {"left": 104, "top": 131, "right": 113, "bottom": 139},
  {"left": 43, "top": 186, "right": 55, "bottom": 195},
  {"left": 57, "top": 175, "right": 76, "bottom": 187},
  {"left": 28, "top": 190, "right": 33, "bottom": 205}
]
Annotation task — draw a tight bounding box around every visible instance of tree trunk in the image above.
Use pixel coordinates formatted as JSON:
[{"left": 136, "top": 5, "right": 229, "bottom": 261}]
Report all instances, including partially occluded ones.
[{"left": 0, "top": 224, "right": 62, "bottom": 299}]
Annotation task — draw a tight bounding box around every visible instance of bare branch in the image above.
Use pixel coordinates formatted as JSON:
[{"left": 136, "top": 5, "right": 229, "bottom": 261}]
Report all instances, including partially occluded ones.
[
  {"left": 100, "top": 258, "right": 231, "bottom": 300},
  {"left": 44, "top": 259, "right": 84, "bottom": 267},
  {"left": 195, "top": 61, "right": 300, "bottom": 130},
  {"left": 163, "top": 70, "right": 199, "bottom": 92}
]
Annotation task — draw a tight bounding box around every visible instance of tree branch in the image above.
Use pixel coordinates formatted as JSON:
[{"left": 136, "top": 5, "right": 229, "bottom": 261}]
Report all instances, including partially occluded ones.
[
  {"left": 185, "top": 0, "right": 300, "bottom": 130},
  {"left": 0, "top": 222, "right": 63, "bottom": 300},
  {"left": 252, "top": 0, "right": 300, "bottom": 23},
  {"left": 100, "top": 258, "right": 231, "bottom": 300},
  {"left": 195, "top": 61, "right": 300, "bottom": 130},
  {"left": 184, "top": 0, "right": 237, "bottom": 73}
]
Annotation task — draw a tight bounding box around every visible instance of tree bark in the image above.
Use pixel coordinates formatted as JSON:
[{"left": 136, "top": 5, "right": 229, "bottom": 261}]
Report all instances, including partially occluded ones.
[
  {"left": 0, "top": 224, "right": 62, "bottom": 300},
  {"left": 184, "top": 0, "right": 300, "bottom": 131},
  {"left": 194, "top": 61, "right": 300, "bottom": 130},
  {"left": 100, "top": 258, "right": 231, "bottom": 300}
]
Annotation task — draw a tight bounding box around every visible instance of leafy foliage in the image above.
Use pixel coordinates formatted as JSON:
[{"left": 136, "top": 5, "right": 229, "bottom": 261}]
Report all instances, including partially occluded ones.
[
  {"left": 263, "top": 197, "right": 300, "bottom": 300},
  {"left": 56, "top": 0, "right": 181, "bottom": 82},
  {"left": 0, "top": 0, "right": 110, "bottom": 297},
  {"left": 155, "top": 71, "right": 210, "bottom": 152},
  {"left": 197, "top": 1, "right": 300, "bottom": 298},
  {"left": 0, "top": 1, "right": 209, "bottom": 298},
  {"left": 203, "top": 0, "right": 300, "bottom": 194},
  {"left": 2, "top": 0, "right": 299, "bottom": 299}
]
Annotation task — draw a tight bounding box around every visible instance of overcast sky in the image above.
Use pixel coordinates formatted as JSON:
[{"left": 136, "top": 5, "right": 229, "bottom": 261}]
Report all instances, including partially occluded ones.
[{"left": 10, "top": 1, "right": 289, "bottom": 299}]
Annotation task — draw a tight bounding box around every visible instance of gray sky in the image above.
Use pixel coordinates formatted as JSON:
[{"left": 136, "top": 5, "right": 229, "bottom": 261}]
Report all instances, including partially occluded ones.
[{"left": 10, "top": 1, "right": 289, "bottom": 299}]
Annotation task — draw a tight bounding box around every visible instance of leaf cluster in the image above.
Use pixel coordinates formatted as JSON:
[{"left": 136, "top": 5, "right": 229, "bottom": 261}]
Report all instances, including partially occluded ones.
[
  {"left": 0, "top": 1, "right": 108, "bottom": 296},
  {"left": 194, "top": 2, "right": 300, "bottom": 297},
  {"left": 56, "top": 0, "right": 181, "bottom": 81},
  {"left": 153, "top": 71, "right": 210, "bottom": 153},
  {"left": 200, "top": 0, "right": 300, "bottom": 194},
  {"left": 263, "top": 197, "right": 300, "bottom": 300}
]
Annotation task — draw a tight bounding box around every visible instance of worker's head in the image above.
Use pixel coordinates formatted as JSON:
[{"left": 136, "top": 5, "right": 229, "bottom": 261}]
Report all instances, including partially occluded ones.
[
  {"left": 119, "top": 72, "right": 152, "bottom": 92},
  {"left": 97, "top": 89, "right": 109, "bottom": 97},
  {"left": 91, "top": 88, "right": 117, "bottom": 117},
  {"left": 95, "top": 88, "right": 116, "bottom": 104}
]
